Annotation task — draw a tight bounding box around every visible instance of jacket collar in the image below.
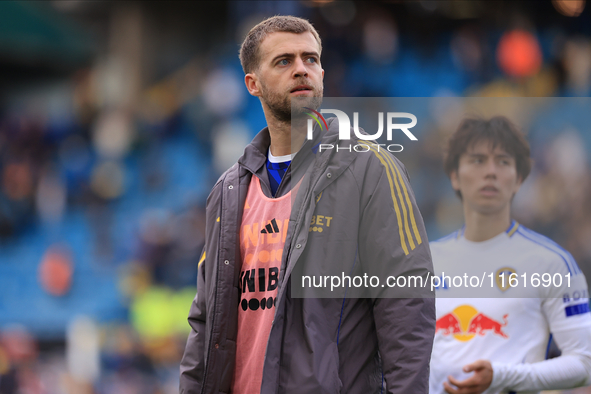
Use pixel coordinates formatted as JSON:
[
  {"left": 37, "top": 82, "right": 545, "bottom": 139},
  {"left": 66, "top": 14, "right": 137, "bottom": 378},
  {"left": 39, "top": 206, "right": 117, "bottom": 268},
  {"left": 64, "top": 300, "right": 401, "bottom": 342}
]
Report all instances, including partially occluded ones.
[
  {"left": 237, "top": 126, "right": 270, "bottom": 175},
  {"left": 237, "top": 118, "right": 333, "bottom": 175}
]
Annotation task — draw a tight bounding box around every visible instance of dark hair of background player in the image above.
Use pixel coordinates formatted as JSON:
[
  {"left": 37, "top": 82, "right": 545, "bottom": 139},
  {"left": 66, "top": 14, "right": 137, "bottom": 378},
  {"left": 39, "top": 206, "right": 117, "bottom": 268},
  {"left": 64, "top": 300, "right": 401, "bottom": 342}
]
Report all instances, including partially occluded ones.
[{"left": 444, "top": 116, "right": 532, "bottom": 199}]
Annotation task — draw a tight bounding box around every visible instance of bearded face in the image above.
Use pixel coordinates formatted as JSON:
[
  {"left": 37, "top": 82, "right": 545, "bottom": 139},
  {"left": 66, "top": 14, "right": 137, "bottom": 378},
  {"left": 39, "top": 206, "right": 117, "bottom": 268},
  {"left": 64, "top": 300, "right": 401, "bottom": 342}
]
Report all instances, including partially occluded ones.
[
  {"left": 259, "top": 77, "right": 323, "bottom": 123},
  {"left": 246, "top": 32, "right": 325, "bottom": 125}
]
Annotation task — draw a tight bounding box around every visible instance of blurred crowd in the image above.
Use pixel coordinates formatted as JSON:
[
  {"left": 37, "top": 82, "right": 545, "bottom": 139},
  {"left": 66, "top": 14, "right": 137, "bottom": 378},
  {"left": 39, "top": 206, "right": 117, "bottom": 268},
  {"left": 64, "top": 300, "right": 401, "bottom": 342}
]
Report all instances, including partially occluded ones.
[{"left": 0, "top": 0, "right": 590, "bottom": 393}]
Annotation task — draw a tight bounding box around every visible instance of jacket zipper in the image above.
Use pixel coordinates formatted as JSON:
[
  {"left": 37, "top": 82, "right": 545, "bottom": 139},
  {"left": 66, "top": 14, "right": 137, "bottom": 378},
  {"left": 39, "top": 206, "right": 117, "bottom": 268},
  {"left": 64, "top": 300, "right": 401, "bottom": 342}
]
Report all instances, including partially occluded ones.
[{"left": 269, "top": 153, "right": 332, "bottom": 393}]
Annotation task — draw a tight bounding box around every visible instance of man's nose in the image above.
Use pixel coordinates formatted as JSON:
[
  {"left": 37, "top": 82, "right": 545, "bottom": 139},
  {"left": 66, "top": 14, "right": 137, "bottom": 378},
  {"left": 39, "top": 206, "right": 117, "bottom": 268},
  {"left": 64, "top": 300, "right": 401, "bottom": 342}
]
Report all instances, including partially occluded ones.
[
  {"left": 292, "top": 57, "right": 308, "bottom": 77},
  {"left": 484, "top": 160, "right": 498, "bottom": 178}
]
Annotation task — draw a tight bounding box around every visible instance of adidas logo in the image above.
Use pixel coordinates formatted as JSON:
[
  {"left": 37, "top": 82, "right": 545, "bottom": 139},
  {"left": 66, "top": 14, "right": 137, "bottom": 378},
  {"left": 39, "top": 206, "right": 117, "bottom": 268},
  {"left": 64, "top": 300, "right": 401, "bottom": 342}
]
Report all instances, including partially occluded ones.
[{"left": 260, "top": 218, "right": 279, "bottom": 234}]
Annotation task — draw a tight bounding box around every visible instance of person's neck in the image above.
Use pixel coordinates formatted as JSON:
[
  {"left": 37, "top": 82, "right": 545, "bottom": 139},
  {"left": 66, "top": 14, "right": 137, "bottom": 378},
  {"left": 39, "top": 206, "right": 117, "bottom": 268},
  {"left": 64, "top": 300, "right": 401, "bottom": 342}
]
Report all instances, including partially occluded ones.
[
  {"left": 462, "top": 207, "right": 512, "bottom": 242},
  {"left": 265, "top": 111, "right": 306, "bottom": 157}
]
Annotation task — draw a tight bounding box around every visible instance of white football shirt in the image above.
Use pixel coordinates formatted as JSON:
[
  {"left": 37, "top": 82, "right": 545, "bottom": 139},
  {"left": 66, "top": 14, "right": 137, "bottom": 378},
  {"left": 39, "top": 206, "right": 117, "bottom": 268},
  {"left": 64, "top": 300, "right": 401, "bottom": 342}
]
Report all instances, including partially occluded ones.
[{"left": 430, "top": 222, "right": 591, "bottom": 394}]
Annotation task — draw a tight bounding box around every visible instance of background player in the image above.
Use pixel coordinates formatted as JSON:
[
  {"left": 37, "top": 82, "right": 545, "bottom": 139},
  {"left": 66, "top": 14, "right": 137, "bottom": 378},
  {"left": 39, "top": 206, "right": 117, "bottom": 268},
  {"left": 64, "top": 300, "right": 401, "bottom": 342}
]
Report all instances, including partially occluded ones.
[{"left": 430, "top": 116, "right": 591, "bottom": 394}]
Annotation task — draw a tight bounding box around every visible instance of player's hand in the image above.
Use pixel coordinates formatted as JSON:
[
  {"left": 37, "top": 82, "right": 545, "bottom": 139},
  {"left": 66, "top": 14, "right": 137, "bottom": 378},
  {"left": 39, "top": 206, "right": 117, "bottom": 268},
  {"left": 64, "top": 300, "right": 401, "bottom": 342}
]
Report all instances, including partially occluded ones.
[{"left": 443, "top": 360, "right": 493, "bottom": 394}]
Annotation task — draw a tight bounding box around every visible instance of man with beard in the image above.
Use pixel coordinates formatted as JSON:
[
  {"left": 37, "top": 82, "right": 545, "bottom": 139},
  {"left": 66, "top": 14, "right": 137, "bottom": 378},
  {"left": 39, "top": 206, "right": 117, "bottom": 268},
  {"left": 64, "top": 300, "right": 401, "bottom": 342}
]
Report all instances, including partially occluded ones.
[{"left": 179, "top": 15, "right": 435, "bottom": 394}]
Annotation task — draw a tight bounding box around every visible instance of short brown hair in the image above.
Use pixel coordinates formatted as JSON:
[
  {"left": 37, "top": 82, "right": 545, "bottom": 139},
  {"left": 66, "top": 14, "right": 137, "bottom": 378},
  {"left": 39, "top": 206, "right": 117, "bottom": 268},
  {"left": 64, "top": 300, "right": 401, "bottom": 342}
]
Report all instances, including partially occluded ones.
[
  {"left": 444, "top": 116, "right": 532, "bottom": 184},
  {"left": 239, "top": 15, "right": 322, "bottom": 74}
]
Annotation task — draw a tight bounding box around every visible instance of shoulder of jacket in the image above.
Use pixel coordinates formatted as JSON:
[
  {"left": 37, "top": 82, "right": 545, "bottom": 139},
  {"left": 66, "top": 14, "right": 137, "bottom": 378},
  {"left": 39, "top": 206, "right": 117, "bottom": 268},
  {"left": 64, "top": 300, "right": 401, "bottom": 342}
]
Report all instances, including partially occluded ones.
[
  {"left": 349, "top": 144, "right": 408, "bottom": 177},
  {"left": 206, "top": 162, "right": 240, "bottom": 202}
]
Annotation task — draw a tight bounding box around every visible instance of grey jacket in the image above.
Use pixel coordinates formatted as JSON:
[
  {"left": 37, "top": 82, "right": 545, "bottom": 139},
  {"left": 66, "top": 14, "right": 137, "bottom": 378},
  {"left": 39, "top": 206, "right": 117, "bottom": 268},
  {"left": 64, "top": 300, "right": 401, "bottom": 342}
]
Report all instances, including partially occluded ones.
[{"left": 180, "top": 118, "right": 435, "bottom": 394}]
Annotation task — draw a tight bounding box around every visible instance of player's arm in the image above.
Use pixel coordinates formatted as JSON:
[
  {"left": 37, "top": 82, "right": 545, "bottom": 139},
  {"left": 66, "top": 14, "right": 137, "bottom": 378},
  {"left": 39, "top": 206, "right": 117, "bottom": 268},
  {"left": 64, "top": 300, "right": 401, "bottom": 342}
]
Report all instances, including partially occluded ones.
[
  {"left": 488, "top": 324, "right": 591, "bottom": 392},
  {"left": 488, "top": 264, "right": 591, "bottom": 393},
  {"left": 179, "top": 247, "right": 208, "bottom": 394},
  {"left": 357, "top": 152, "right": 436, "bottom": 393},
  {"left": 443, "top": 327, "right": 591, "bottom": 394},
  {"left": 179, "top": 181, "right": 223, "bottom": 393}
]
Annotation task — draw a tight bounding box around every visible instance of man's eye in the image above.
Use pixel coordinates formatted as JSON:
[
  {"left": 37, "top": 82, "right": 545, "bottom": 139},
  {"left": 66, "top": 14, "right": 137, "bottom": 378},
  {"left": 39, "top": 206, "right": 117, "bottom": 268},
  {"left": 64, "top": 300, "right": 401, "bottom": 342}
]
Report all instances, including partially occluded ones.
[
  {"left": 307, "top": 57, "right": 317, "bottom": 63},
  {"left": 278, "top": 59, "right": 289, "bottom": 66}
]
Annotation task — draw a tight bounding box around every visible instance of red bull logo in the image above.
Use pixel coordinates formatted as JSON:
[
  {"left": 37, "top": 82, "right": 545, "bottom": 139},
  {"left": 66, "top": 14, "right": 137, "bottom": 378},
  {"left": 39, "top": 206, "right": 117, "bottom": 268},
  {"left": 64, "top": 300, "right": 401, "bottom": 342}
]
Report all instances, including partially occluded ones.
[{"left": 436, "top": 305, "right": 509, "bottom": 342}]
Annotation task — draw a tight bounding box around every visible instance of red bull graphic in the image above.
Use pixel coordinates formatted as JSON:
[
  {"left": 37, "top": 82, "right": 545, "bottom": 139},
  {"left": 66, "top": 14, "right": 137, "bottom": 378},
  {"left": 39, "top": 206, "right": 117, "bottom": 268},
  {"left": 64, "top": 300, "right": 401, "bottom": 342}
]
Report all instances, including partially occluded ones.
[
  {"left": 436, "top": 305, "right": 509, "bottom": 342},
  {"left": 468, "top": 313, "right": 509, "bottom": 338},
  {"left": 435, "top": 313, "right": 462, "bottom": 335}
]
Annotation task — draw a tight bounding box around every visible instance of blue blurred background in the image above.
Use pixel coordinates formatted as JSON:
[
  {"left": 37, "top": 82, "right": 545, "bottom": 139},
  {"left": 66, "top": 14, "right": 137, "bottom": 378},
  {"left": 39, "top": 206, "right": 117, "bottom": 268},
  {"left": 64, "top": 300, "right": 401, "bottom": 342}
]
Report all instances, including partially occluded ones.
[{"left": 0, "top": 1, "right": 590, "bottom": 393}]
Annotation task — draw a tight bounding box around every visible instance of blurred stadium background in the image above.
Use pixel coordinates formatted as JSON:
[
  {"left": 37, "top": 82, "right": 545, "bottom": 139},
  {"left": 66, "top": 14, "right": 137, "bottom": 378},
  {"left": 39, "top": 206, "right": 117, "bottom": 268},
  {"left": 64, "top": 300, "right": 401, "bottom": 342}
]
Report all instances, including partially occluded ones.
[{"left": 0, "top": 0, "right": 590, "bottom": 393}]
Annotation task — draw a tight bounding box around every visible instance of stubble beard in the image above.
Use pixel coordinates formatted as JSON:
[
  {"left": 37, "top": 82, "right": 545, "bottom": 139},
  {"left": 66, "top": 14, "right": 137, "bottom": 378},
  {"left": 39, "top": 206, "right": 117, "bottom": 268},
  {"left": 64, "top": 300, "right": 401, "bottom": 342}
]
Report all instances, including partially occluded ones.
[{"left": 260, "top": 80, "right": 323, "bottom": 123}]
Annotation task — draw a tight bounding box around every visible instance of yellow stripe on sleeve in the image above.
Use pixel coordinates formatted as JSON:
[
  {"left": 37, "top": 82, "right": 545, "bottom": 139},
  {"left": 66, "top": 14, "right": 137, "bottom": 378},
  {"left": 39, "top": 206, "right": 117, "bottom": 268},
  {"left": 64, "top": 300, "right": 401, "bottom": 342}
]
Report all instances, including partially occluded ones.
[
  {"left": 377, "top": 146, "right": 422, "bottom": 246},
  {"left": 198, "top": 251, "right": 206, "bottom": 267},
  {"left": 360, "top": 142, "right": 409, "bottom": 255},
  {"left": 363, "top": 143, "right": 416, "bottom": 251}
]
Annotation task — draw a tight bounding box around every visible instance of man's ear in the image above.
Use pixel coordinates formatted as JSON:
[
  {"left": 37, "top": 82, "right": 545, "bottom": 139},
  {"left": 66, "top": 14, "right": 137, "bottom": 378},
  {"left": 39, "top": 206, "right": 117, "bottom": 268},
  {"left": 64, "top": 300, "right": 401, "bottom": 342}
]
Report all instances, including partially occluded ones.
[{"left": 245, "top": 73, "right": 261, "bottom": 97}]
